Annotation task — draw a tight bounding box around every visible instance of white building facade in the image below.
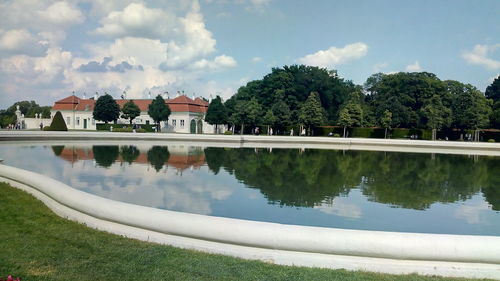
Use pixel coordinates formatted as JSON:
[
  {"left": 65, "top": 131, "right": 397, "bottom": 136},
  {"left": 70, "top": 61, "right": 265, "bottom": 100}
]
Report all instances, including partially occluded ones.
[{"left": 50, "top": 94, "right": 225, "bottom": 134}]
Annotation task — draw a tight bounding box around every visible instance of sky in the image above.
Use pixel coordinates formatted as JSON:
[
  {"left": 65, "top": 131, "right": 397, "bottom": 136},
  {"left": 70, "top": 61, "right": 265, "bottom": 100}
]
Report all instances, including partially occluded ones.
[{"left": 0, "top": 0, "right": 499, "bottom": 108}]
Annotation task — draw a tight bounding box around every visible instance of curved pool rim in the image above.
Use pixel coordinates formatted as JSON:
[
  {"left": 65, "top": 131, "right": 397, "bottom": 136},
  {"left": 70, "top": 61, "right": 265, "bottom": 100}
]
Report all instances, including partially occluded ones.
[{"left": 1, "top": 131, "right": 500, "bottom": 279}]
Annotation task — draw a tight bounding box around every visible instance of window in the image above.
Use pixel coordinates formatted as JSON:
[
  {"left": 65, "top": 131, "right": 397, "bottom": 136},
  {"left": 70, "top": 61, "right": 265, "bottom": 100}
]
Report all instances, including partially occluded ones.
[
  {"left": 92, "top": 118, "right": 95, "bottom": 125},
  {"left": 172, "top": 120, "right": 177, "bottom": 127},
  {"left": 76, "top": 117, "right": 80, "bottom": 126},
  {"left": 180, "top": 120, "right": 185, "bottom": 128},
  {"left": 67, "top": 117, "right": 70, "bottom": 125}
]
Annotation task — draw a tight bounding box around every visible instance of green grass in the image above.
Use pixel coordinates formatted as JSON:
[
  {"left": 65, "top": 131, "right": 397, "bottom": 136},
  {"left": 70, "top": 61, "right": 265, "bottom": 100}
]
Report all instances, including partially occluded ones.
[{"left": 0, "top": 183, "right": 492, "bottom": 281}]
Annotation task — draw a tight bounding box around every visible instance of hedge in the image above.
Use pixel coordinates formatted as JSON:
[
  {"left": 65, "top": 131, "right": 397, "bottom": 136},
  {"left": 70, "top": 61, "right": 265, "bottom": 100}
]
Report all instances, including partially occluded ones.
[{"left": 96, "top": 123, "right": 155, "bottom": 132}]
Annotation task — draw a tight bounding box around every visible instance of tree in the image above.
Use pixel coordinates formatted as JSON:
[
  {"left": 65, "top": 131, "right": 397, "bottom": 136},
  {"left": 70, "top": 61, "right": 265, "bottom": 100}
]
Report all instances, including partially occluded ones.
[
  {"left": 451, "top": 83, "right": 491, "bottom": 141},
  {"left": 148, "top": 95, "right": 171, "bottom": 132},
  {"left": 263, "top": 109, "right": 277, "bottom": 134},
  {"left": 48, "top": 111, "right": 68, "bottom": 131},
  {"left": 93, "top": 146, "right": 119, "bottom": 168},
  {"left": 147, "top": 146, "right": 170, "bottom": 171},
  {"left": 298, "top": 92, "right": 326, "bottom": 135},
  {"left": 93, "top": 93, "right": 120, "bottom": 124},
  {"left": 380, "top": 110, "right": 392, "bottom": 139},
  {"left": 205, "top": 95, "right": 228, "bottom": 133},
  {"left": 121, "top": 100, "right": 141, "bottom": 124},
  {"left": 420, "top": 95, "right": 452, "bottom": 140},
  {"left": 120, "top": 145, "right": 140, "bottom": 164},
  {"left": 338, "top": 103, "right": 362, "bottom": 138},
  {"left": 485, "top": 75, "right": 500, "bottom": 102}
]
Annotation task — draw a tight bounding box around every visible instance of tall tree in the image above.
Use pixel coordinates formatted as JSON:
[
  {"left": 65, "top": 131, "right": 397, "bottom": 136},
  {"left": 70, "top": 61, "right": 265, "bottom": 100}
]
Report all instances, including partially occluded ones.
[
  {"left": 451, "top": 83, "right": 491, "bottom": 140},
  {"left": 262, "top": 109, "right": 277, "bottom": 134},
  {"left": 380, "top": 110, "right": 392, "bottom": 139},
  {"left": 338, "top": 103, "right": 363, "bottom": 137},
  {"left": 298, "top": 92, "right": 326, "bottom": 135},
  {"left": 121, "top": 100, "right": 141, "bottom": 124},
  {"left": 148, "top": 95, "right": 171, "bottom": 132},
  {"left": 420, "top": 95, "right": 452, "bottom": 140},
  {"left": 205, "top": 95, "right": 228, "bottom": 133},
  {"left": 485, "top": 75, "right": 500, "bottom": 102},
  {"left": 93, "top": 93, "right": 120, "bottom": 124}
]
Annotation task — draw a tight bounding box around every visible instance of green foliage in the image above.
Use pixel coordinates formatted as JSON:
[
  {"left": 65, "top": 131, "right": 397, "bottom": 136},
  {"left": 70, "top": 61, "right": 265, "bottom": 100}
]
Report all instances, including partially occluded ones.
[
  {"left": 121, "top": 100, "right": 141, "bottom": 124},
  {"left": 93, "top": 93, "right": 120, "bottom": 124},
  {"left": 490, "top": 101, "right": 500, "bottom": 129},
  {"left": 147, "top": 146, "right": 170, "bottom": 171},
  {"left": 92, "top": 146, "right": 119, "bottom": 168},
  {"left": 298, "top": 92, "right": 326, "bottom": 129},
  {"left": 380, "top": 110, "right": 392, "bottom": 128},
  {"left": 262, "top": 109, "right": 277, "bottom": 126},
  {"left": 338, "top": 103, "right": 363, "bottom": 127},
  {"left": 450, "top": 83, "right": 491, "bottom": 129},
  {"left": 205, "top": 95, "right": 228, "bottom": 125},
  {"left": 148, "top": 95, "right": 171, "bottom": 128},
  {"left": 367, "top": 72, "right": 449, "bottom": 128},
  {"left": 223, "top": 130, "right": 233, "bottom": 135},
  {"left": 48, "top": 111, "right": 68, "bottom": 131},
  {"left": 120, "top": 146, "right": 140, "bottom": 164},
  {"left": 487, "top": 139, "right": 495, "bottom": 142},
  {"left": 421, "top": 94, "right": 452, "bottom": 130},
  {"left": 51, "top": 145, "right": 65, "bottom": 156},
  {"left": 485, "top": 75, "right": 500, "bottom": 102},
  {"left": 96, "top": 123, "right": 155, "bottom": 132},
  {"left": 113, "top": 127, "right": 146, "bottom": 133}
]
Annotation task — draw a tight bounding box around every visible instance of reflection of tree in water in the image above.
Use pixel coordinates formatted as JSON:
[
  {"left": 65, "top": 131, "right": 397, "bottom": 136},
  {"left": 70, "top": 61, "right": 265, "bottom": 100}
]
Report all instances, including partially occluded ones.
[
  {"left": 51, "top": 145, "right": 65, "bottom": 156},
  {"left": 204, "top": 147, "right": 499, "bottom": 210},
  {"left": 147, "top": 146, "right": 170, "bottom": 172},
  {"left": 120, "top": 146, "right": 140, "bottom": 164},
  {"left": 92, "top": 146, "right": 119, "bottom": 168},
  {"left": 481, "top": 157, "right": 500, "bottom": 211}
]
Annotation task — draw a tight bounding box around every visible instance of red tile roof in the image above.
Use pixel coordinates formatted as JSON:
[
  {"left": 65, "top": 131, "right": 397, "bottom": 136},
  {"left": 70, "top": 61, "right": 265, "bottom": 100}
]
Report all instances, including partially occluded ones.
[{"left": 52, "top": 95, "right": 208, "bottom": 113}]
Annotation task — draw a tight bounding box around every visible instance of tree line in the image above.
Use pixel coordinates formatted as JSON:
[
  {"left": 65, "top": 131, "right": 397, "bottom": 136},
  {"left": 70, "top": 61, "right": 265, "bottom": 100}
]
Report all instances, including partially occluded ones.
[{"left": 205, "top": 65, "right": 500, "bottom": 138}]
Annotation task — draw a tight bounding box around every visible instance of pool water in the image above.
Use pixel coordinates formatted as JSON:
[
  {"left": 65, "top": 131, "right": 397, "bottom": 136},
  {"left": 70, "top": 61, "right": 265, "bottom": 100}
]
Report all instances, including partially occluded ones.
[{"left": 1, "top": 143, "right": 499, "bottom": 236}]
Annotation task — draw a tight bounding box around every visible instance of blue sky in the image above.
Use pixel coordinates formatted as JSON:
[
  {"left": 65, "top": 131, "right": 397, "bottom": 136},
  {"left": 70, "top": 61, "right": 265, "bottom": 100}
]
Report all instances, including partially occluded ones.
[{"left": 0, "top": 0, "right": 499, "bottom": 108}]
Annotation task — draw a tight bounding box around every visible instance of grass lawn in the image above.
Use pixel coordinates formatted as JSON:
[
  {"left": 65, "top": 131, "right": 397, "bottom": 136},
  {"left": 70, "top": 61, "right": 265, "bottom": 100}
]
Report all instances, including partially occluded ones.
[{"left": 0, "top": 182, "right": 492, "bottom": 281}]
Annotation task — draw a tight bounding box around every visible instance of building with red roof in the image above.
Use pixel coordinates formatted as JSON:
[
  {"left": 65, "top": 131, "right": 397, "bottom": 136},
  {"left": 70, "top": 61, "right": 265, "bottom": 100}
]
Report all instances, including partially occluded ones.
[{"left": 50, "top": 93, "right": 221, "bottom": 133}]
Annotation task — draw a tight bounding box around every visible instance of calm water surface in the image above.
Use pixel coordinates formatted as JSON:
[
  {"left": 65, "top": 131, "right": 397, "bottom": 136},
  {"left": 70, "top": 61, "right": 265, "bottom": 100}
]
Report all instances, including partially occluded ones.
[{"left": 1, "top": 143, "right": 499, "bottom": 236}]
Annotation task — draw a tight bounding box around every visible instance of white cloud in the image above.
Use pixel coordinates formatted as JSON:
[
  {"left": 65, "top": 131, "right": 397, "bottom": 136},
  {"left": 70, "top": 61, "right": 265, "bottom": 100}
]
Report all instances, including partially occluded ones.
[
  {"left": 251, "top": 56, "right": 262, "bottom": 63},
  {"left": 298, "top": 42, "right": 368, "bottom": 68},
  {"left": 0, "top": 29, "right": 48, "bottom": 57},
  {"left": 314, "top": 198, "right": 362, "bottom": 219},
  {"left": 454, "top": 199, "right": 491, "bottom": 224},
  {"left": 37, "top": 1, "right": 85, "bottom": 26},
  {"left": 405, "top": 60, "right": 422, "bottom": 72},
  {"left": 372, "top": 62, "right": 388, "bottom": 73},
  {"left": 190, "top": 55, "right": 237, "bottom": 71},
  {"left": 462, "top": 44, "right": 500, "bottom": 70},
  {"left": 94, "top": 3, "right": 175, "bottom": 39}
]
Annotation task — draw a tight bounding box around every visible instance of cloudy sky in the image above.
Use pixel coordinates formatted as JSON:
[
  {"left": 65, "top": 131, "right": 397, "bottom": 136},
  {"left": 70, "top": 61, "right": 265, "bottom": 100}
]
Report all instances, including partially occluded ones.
[{"left": 0, "top": 0, "right": 499, "bottom": 108}]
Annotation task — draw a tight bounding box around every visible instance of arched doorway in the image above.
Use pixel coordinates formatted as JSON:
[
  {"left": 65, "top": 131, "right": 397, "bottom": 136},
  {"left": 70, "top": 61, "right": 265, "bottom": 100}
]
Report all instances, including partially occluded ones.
[
  {"left": 190, "top": 119, "right": 196, "bottom": 134},
  {"left": 197, "top": 120, "right": 203, "bottom": 134}
]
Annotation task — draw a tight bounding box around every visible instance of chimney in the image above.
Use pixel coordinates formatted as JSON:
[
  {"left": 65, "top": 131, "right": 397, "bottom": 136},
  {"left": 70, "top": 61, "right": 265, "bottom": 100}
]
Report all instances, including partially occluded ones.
[
  {"left": 175, "top": 91, "right": 180, "bottom": 98},
  {"left": 148, "top": 92, "right": 152, "bottom": 99},
  {"left": 83, "top": 92, "right": 87, "bottom": 99},
  {"left": 209, "top": 94, "right": 213, "bottom": 102},
  {"left": 164, "top": 91, "right": 169, "bottom": 100},
  {"left": 122, "top": 91, "right": 127, "bottom": 100},
  {"left": 94, "top": 92, "right": 99, "bottom": 100},
  {"left": 192, "top": 93, "right": 196, "bottom": 100}
]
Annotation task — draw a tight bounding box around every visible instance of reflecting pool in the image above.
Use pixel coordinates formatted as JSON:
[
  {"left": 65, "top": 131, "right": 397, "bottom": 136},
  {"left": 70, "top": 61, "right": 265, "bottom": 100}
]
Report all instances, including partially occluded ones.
[{"left": 1, "top": 143, "right": 499, "bottom": 235}]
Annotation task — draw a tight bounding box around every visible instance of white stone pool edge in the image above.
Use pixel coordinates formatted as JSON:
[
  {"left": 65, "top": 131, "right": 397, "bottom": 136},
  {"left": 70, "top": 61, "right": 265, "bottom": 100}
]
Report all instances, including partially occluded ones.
[{"left": 1, "top": 132, "right": 500, "bottom": 279}]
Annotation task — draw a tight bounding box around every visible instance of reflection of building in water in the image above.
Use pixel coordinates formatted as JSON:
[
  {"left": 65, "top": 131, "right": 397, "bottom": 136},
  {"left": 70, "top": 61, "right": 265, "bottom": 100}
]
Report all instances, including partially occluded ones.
[{"left": 54, "top": 145, "right": 205, "bottom": 172}]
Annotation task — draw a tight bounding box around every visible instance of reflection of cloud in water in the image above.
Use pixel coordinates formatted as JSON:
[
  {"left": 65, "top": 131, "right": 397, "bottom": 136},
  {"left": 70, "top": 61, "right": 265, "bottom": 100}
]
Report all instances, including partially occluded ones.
[
  {"left": 59, "top": 160, "right": 234, "bottom": 215},
  {"left": 454, "top": 196, "right": 491, "bottom": 224},
  {"left": 314, "top": 197, "right": 362, "bottom": 219}
]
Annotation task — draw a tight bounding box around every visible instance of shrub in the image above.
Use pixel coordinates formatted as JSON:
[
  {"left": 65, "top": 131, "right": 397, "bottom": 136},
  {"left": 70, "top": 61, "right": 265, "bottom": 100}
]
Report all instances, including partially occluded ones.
[
  {"left": 47, "top": 111, "right": 68, "bottom": 131},
  {"left": 333, "top": 133, "right": 341, "bottom": 137},
  {"left": 97, "top": 123, "right": 155, "bottom": 132},
  {"left": 487, "top": 139, "right": 495, "bottom": 142},
  {"left": 224, "top": 131, "right": 233, "bottom": 135},
  {"left": 43, "top": 126, "right": 51, "bottom": 131},
  {"left": 113, "top": 127, "right": 146, "bottom": 133}
]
